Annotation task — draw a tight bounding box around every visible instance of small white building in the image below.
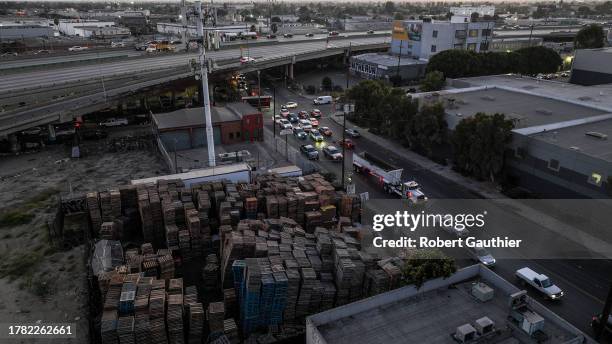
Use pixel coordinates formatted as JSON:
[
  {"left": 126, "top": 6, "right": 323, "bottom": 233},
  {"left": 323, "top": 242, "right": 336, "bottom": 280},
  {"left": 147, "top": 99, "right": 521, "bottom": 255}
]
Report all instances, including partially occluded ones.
[
  {"left": 73, "top": 26, "right": 131, "bottom": 39},
  {"left": 58, "top": 20, "right": 115, "bottom": 36},
  {"left": 450, "top": 5, "right": 496, "bottom": 17}
]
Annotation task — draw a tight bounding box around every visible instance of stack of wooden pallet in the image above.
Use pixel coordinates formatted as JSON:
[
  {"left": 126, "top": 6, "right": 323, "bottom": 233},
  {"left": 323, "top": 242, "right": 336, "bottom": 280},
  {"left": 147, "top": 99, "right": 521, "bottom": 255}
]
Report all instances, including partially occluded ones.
[
  {"left": 86, "top": 192, "right": 102, "bottom": 234},
  {"left": 166, "top": 294, "right": 184, "bottom": 344},
  {"left": 100, "top": 222, "right": 116, "bottom": 240},
  {"left": 223, "top": 318, "right": 239, "bottom": 344},
  {"left": 100, "top": 310, "right": 118, "bottom": 344},
  {"left": 158, "top": 254, "right": 174, "bottom": 280},
  {"left": 117, "top": 316, "right": 135, "bottom": 344},
  {"left": 207, "top": 301, "right": 225, "bottom": 334},
  {"left": 178, "top": 230, "right": 191, "bottom": 262},
  {"left": 149, "top": 288, "right": 166, "bottom": 344},
  {"left": 187, "top": 302, "right": 204, "bottom": 344}
]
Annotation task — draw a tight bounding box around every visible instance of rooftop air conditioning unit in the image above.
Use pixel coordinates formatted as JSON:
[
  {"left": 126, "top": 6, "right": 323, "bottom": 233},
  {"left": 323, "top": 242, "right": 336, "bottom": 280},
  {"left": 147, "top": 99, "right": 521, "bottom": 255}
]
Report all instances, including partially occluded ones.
[
  {"left": 472, "top": 282, "right": 494, "bottom": 302},
  {"left": 520, "top": 310, "right": 545, "bottom": 335},
  {"left": 508, "top": 290, "right": 528, "bottom": 309},
  {"left": 455, "top": 324, "right": 477, "bottom": 343},
  {"left": 475, "top": 316, "right": 495, "bottom": 335}
]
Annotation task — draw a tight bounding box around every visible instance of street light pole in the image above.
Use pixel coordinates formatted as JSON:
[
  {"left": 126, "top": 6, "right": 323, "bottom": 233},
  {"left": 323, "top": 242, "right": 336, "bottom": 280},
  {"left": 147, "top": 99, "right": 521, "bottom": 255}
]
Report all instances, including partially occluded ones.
[
  {"left": 257, "top": 70, "right": 261, "bottom": 112},
  {"left": 346, "top": 41, "right": 351, "bottom": 89},
  {"left": 196, "top": 0, "right": 216, "bottom": 167},
  {"left": 341, "top": 105, "right": 347, "bottom": 190},
  {"left": 273, "top": 86, "right": 276, "bottom": 150}
]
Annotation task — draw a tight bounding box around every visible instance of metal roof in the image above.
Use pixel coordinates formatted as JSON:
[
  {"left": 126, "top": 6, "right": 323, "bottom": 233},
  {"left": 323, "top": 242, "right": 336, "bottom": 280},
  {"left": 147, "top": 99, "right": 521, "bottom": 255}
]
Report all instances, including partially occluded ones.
[{"left": 152, "top": 102, "right": 258, "bottom": 130}]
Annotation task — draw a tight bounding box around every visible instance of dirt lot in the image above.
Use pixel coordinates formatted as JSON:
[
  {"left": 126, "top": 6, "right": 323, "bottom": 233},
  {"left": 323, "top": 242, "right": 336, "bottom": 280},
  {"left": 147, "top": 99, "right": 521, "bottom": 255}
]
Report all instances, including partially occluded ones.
[{"left": 0, "top": 138, "right": 167, "bottom": 343}]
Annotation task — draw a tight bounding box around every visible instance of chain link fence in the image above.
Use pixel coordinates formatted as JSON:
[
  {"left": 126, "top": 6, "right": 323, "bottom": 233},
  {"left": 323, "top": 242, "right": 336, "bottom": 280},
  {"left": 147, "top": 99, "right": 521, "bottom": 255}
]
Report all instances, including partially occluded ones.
[{"left": 263, "top": 128, "right": 320, "bottom": 175}]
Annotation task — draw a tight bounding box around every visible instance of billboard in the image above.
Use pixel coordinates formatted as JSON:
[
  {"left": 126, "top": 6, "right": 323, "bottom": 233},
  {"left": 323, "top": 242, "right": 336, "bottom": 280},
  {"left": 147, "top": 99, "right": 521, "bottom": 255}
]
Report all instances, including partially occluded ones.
[{"left": 392, "top": 20, "right": 422, "bottom": 42}]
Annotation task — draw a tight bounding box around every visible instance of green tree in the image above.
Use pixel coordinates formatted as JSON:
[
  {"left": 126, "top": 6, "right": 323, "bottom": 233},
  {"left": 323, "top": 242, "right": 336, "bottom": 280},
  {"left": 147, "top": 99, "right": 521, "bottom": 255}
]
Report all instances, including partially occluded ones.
[
  {"left": 574, "top": 24, "right": 605, "bottom": 49},
  {"left": 384, "top": 1, "right": 395, "bottom": 14},
  {"left": 346, "top": 80, "right": 391, "bottom": 127},
  {"left": 425, "top": 50, "right": 482, "bottom": 78},
  {"left": 393, "top": 12, "right": 405, "bottom": 20},
  {"left": 515, "top": 46, "right": 562, "bottom": 75},
  {"left": 402, "top": 249, "right": 457, "bottom": 289},
  {"left": 321, "top": 76, "right": 333, "bottom": 91},
  {"left": 420, "top": 71, "right": 445, "bottom": 92},
  {"left": 405, "top": 102, "right": 448, "bottom": 157},
  {"left": 452, "top": 113, "right": 514, "bottom": 182},
  {"left": 249, "top": 24, "right": 257, "bottom": 33},
  {"left": 271, "top": 23, "right": 278, "bottom": 33}
]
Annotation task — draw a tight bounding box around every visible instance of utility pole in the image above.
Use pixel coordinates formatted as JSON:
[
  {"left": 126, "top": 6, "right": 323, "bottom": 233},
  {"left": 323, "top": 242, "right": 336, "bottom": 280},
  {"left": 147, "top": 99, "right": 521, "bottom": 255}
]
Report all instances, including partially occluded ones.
[
  {"left": 257, "top": 70, "right": 261, "bottom": 112},
  {"left": 273, "top": 86, "right": 276, "bottom": 150},
  {"left": 196, "top": 0, "right": 216, "bottom": 167},
  {"left": 595, "top": 283, "right": 612, "bottom": 341},
  {"left": 346, "top": 42, "right": 351, "bottom": 89},
  {"left": 528, "top": 23, "right": 534, "bottom": 47},
  {"left": 396, "top": 39, "right": 402, "bottom": 78}
]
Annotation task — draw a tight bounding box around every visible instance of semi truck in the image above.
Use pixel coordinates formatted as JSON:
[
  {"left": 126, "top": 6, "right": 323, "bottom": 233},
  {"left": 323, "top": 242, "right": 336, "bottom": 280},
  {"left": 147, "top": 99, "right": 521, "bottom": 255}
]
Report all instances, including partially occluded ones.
[
  {"left": 353, "top": 152, "right": 427, "bottom": 203},
  {"left": 515, "top": 267, "right": 564, "bottom": 300},
  {"left": 131, "top": 163, "right": 252, "bottom": 187}
]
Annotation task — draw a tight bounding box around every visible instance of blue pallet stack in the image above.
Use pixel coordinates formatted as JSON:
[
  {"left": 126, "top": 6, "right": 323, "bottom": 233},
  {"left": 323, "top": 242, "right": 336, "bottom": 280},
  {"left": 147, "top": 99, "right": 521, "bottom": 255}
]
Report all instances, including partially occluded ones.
[
  {"left": 118, "top": 282, "right": 136, "bottom": 315},
  {"left": 270, "top": 271, "right": 288, "bottom": 326},
  {"left": 232, "top": 260, "right": 246, "bottom": 304},
  {"left": 241, "top": 258, "right": 261, "bottom": 335},
  {"left": 260, "top": 273, "right": 275, "bottom": 327}
]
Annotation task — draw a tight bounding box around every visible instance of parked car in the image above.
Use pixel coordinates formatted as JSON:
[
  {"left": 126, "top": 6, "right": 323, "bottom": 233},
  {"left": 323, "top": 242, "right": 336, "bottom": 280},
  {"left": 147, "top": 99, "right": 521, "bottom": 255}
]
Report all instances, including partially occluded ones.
[
  {"left": 293, "top": 127, "right": 307, "bottom": 139},
  {"left": 266, "top": 34, "right": 277, "bottom": 39},
  {"left": 323, "top": 145, "right": 343, "bottom": 161},
  {"left": 309, "top": 129, "right": 324, "bottom": 142},
  {"left": 99, "top": 118, "right": 128, "bottom": 127},
  {"left": 81, "top": 129, "right": 109, "bottom": 140},
  {"left": 287, "top": 113, "right": 299, "bottom": 123},
  {"left": 240, "top": 56, "right": 255, "bottom": 63},
  {"left": 298, "top": 119, "right": 312, "bottom": 132},
  {"left": 1, "top": 52, "right": 18, "bottom": 57},
  {"left": 469, "top": 247, "right": 496, "bottom": 267},
  {"left": 591, "top": 314, "right": 612, "bottom": 338},
  {"left": 305, "top": 33, "right": 314, "bottom": 37},
  {"left": 319, "top": 126, "right": 333, "bottom": 136},
  {"left": 313, "top": 96, "right": 332, "bottom": 105},
  {"left": 34, "top": 49, "right": 51, "bottom": 55},
  {"left": 285, "top": 101, "right": 298, "bottom": 109},
  {"left": 300, "top": 144, "right": 319, "bottom": 160},
  {"left": 515, "top": 267, "right": 564, "bottom": 300},
  {"left": 283, "top": 33, "right": 294, "bottom": 38},
  {"left": 345, "top": 128, "right": 361, "bottom": 138},
  {"left": 336, "top": 138, "right": 355, "bottom": 149},
  {"left": 68, "top": 46, "right": 88, "bottom": 52},
  {"left": 278, "top": 119, "right": 292, "bottom": 130},
  {"left": 367, "top": 30, "right": 375, "bottom": 34},
  {"left": 329, "top": 31, "right": 339, "bottom": 36},
  {"left": 309, "top": 118, "right": 319, "bottom": 127},
  {"left": 298, "top": 110, "right": 309, "bottom": 119},
  {"left": 274, "top": 115, "right": 283, "bottom": 125},
  {"left": 135, "top": 44, "right": 148, "bottom": 51},
  {"left": 111, "top": 41, "right": 126, "bottom": 48},
  {"left": 310, "top": 109, "right": 322, "bottom": 118}
]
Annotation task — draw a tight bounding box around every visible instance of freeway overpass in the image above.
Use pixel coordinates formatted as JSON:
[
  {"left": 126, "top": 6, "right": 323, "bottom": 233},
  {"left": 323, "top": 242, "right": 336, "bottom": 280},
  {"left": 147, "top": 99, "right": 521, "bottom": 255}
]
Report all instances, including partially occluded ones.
[{"left": 0, "top": 35, "right": 389, "bottom": 136}]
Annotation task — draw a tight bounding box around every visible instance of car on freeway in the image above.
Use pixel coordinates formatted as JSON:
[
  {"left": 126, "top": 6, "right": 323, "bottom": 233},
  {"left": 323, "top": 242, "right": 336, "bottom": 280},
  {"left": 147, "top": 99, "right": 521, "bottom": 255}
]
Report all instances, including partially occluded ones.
[
  {"left": 293, "top": 127, "right": 307, "bottom": 139},
  {"left": 99, "top": 118, "right": 128, "bottom": 127},
  {"left": 111, "top": 41, "right": 126, "bottom": 48},
  {"left": 68, "top": 46, "right": 88, "bottom": 52},
  {"left": 309, "top": 129, "right": 324, "bottom": 142},
  {"left": 300, "top": 144, "right": 319, "bottom": 160},
  {"left": 305, "top": 33, "right": 314, "bottom": 37},
  {"left": 319, "top": 126, "right": 333, "bottom": 137},
  {"left": 367, "top": 30, "right": 375, "bottom": 34},
  {"left": 134, "top": 43, "right": 148, "bottom": 51},
  {"left": 309, "top": 118, "right": 319, "bottom": 127},
  {"left": 345, "top": 128, "right": 361, "bottom": 138},
  {"left": 336, "top": 138, "right": 355, "bottom": 149},
  {"left": 278, "top": 119, "right": 292, "bottom": 130},
  {"left": 323, "top": 145, "right": 343, "bottom": 161},
  {"left": 310, "top": 109, "right": 322, "bottom": 118},
  {"left": 266, "top": 34, "right": 277, "bottom": 39},
  {"left": 283, "top": 33, "right": 294, "bottom": 38},
  {"left": 287, "top": 113, "right": 299, "bottom": 123},
  {"left": 280, "top": 108, "right": 290, "bottom": 117},
  {"left": 285, "top": 101, "right": 298, "bottom": 109},
  {"left": 298, "top": 110, "right": 309, "bottom": 119},
  {"left": 1, "top": 52, "right": 18, "bottom": 57},
  {"left": 469, "top": 247, "right": 496, "bottom": 267},
  {"left": 298, "top": 119, "right": 312, "bottom": 132},
  {"left": 591, "top": 314, "right": 612, "bottom": 338},
  {"left": 240, "top": 56, "right": 256, "bottom": 63},
  {"left": 34, "top": 50, "right": 51, "bottom": 55},
  {"left": 329, "top": 31, "right": 339, "bottom": 36},
  {"left": 21, "top": 127, "right": 43, "bottom": 136}
]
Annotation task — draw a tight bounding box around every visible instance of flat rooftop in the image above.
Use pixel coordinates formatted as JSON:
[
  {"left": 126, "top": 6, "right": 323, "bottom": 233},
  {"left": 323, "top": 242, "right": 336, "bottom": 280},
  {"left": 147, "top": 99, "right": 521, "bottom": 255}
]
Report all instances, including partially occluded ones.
[
  {"left": 152, "top": 102, "right": 258, "bottom": 130},
  {"left": 308, "top": 265, "right": 589, "bottom": 344},
  {"left": 352, "top": 53, "right": 426, "bottom": 67},
  {"left": 453, "top": 75, "right": 612, "bottom": 112},
  {"left": 527, "top": 116, "right": 612, "bottom": 162},
  {"left": 438, "top": 87, "right": 606, "bottom": 129}
]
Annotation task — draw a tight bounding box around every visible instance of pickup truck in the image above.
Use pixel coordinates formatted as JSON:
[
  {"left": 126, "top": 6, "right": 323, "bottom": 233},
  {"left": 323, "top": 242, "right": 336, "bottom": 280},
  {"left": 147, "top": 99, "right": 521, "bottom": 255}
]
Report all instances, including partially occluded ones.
[
  {"left": 515, "top": 267, "right": 564, "bottom": 300},
  {"left": 99, "top": 118, "right": 128, "bottom": 127}
]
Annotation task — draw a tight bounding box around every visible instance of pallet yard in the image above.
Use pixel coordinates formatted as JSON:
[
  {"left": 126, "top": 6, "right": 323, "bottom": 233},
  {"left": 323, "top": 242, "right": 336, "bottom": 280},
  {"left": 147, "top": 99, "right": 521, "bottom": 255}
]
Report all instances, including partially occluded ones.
[{"left": 87, "top": 172, "right": 408, "bottom": 344}]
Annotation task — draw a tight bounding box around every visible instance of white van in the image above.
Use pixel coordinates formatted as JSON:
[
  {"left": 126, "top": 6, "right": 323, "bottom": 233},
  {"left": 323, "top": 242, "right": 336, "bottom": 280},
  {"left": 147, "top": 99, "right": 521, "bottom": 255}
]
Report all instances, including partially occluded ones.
[{"left": 313, "top": 96, "right": 333, "bottom": 105}]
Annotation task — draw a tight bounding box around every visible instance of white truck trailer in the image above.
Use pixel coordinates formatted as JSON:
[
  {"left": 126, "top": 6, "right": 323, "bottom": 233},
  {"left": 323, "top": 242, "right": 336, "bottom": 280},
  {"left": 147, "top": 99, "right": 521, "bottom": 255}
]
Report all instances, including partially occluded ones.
[
  {"left": 353, "top": 152, "right": 427, "bottom": 203},
  {"left": 131, "top": 163, "right": 252, "bottom": 187},
  {"left": 515, "top": 267, "right": 564, "bottom": 300}
]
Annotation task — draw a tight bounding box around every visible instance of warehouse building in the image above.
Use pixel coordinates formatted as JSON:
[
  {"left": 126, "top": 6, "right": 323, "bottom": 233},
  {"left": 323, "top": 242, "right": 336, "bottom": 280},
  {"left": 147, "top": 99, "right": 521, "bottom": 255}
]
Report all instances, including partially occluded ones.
[
  {"left": 152, "top": 103, "right": 263, "bottom": 152},
  {"left": 58, "top": 20, "right": 115, "bottom": 36},
  {"left": 307, "top": 264, "right": 589, "bottom": 344},
  {"left": 73, "top": 26, "right": 131, "bottom": 39},
  {"left": 0, "top": 23, "right": 54, "bottom": 41},
  {"left": 570, "top": 48, "right": 612, "bottom": 86},
  {"left": 491, "top": 37, "right": 543, "bottom": 52},
  {"left": 416, "top": 76, "right": 612, "bottom": 198},
  {"left": 349, "top": 53, "right": 427, "bottom": 81}
]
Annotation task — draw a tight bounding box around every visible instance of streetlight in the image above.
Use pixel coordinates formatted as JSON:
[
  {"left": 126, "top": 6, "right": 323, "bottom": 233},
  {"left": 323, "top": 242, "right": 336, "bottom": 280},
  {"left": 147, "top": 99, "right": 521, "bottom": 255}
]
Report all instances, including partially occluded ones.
[{"left": 341, "top": 103, "right": 354, "bottom": 190}]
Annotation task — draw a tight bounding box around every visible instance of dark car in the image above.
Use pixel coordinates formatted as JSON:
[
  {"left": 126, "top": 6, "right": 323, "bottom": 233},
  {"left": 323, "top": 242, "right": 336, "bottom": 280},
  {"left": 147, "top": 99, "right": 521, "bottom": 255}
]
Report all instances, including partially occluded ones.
[
  {"left": 283, "top": 33, "right": 294, "bottom": 38},
  {"left": 267, "top": 34, "right": 277, "bottom": 39},
  {"left": 298, "top": 110, "right": 309, "bottom": 119},
  {"left": 300, "top": 144, "right": 319, "bottom": 160},
  {"left": 323, "top": 145, "right": 343, "bottom": 161},
  {"left": 305, "top": 33, "right": 314, "bottom": 37},
  {"left": 310, "top": 109, "right": 322, "bottom": 118},
  {"left": 287, "top": 113, "right": 299, "bottom": 123},
  {"left": 345, "top": 128, "right": 361, "bottom": 138},
  {"left": 81, "top": 129, "right": 109, "bottom": 140}
]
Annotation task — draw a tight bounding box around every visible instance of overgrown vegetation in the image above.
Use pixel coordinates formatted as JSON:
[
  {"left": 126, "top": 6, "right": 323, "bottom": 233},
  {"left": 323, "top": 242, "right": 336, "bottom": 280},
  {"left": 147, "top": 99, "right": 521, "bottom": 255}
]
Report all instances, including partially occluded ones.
[
  {"left": 0, "top": 251, "right": 43, "bottom": 281},
  {"left": 0, "top": 210, "right": 35, "bottom": 228},
  {"left": 574, "top": 24, "right": 605, "bottom": 49},
  {"left": 420, "top": 71, "right": 446, "bottom": 92},
  {"left": 402, "top": 249, "right": 457, "bottom": 289}
]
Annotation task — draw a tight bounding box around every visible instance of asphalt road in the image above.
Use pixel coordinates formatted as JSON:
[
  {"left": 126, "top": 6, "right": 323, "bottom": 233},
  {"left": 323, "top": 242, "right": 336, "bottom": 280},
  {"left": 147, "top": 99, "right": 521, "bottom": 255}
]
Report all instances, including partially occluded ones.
[
  {"left": 266, "top": 85, "right": 612, "bottom": 338},
  {"left": 0, "top": 36, "right": 389, "bottom": 94}
]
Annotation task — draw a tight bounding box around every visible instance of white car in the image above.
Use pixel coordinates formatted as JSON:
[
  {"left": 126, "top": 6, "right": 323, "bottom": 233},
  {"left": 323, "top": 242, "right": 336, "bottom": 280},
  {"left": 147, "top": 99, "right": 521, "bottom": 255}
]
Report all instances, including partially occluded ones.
[
  {"left": 280, "top": 109, "right": 290, "bottom": 117},
  {"left": 285, "top": 101, "right": 298, "bottom": 109},
  {"left": 99, "top": 118, "right": 128, "bottom": 127},
  {"left": 68, "top": 46, "right": 88, "bottom": 52},
  {"left": 298, "top": 119, "right": 312, "bottom": 132},
  {"left": 515, "top": 267, "right": 564, "bottom": 300},
  {"left": 111, "top": 41, "right": 125, "bottom": 48},
  {"left": 278, "top": 119, "right": 292, "bottom": 130},
  {"left": 323, "top": 145, "right": 343, "bottom": 160},
  {"left": 240, "top": 56, "right": 255, "bottom": 63}
]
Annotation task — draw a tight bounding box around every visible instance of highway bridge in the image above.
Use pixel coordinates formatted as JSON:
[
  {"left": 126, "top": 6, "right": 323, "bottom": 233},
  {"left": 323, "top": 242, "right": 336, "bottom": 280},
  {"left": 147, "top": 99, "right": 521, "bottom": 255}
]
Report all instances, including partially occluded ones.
[{"left": 0, "top": 35, "right": 390, "bottom": 136}]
